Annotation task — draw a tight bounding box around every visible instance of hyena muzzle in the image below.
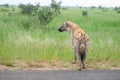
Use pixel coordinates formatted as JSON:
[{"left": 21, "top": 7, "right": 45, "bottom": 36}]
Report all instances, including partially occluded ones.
[{"left": 58, "top": 21, "right": 89, "bottom": 71}]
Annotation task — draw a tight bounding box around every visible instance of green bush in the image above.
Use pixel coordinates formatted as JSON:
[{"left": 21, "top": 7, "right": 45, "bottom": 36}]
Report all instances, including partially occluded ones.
[
  {"left": 82, "top": 10, "right": 88, "bottom": 16},
  {"left": 117, "top": 10, "right": 120, "bottom": 13},
  {"left": 18, "top": 0, "right": 61, "bottom": 26},
  {"left": 0, "top": 8, "right": 9, "bottom": 12},
  {"left": 8, "top": 7, "right": 16, "bottom": 16},
  {"left": 20, "top": 7, "right": 55, "bottom": 30},
  {"left": 37, "top": 7, "right": 55, "bottom": 25},
  {"left": 0, "top": 4, "right": 9, "bottom": 7},
  {"left": 21, "top": 19, "right": 32, "bottom": 30},
  {"left": 51, "top": 0, "right": 62, "bottom": 14},
  {"left": 19, "top": 3, "right": 36, "bottom": 15}
]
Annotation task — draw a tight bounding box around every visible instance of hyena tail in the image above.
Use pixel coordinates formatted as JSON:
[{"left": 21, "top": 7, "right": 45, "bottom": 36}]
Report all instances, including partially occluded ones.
[
  {"left": 80, "top": 52, "right": 86, "bottom": 62},
  {"left": 79, "top": 43, "right": 86, "bottom": 62},
  {"left": 78, "top": 47, "right": 86, "bottom": 70}
]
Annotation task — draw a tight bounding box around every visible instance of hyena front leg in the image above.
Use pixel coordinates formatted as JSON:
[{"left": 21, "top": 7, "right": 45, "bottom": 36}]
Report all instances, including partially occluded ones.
[
  {"left": 78, "top": 53, "right": 82, "bottom": 71},
  {"left": 72, "top": 40, "right": 77, "bottom": 64},
  {"left": 72, "top": 47, "right": 77, "bottom": 64},
  {"left": 76, "top": 41, "right": 82, "bottom": 71}
]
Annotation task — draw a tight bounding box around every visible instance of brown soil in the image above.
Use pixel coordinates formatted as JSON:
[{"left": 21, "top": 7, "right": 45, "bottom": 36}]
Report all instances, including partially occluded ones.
[{"left": 0, "top": 60, "right": 120, "bottom": 70}]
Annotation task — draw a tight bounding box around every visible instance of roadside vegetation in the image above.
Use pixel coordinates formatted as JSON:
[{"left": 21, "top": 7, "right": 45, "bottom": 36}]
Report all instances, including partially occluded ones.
[{"left": 0, "top": 3, "right": 120, "bottom": 69}]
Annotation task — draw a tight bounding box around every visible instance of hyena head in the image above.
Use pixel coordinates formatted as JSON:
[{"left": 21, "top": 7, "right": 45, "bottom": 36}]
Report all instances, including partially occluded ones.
[{"left": 58, "top": 21, "right": 71, "bottom": 33}]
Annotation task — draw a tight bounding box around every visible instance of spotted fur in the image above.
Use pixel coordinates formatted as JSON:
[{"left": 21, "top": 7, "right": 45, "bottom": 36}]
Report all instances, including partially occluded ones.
[{"left": 58, "top": 21, "right": 90, "bottom": 71}]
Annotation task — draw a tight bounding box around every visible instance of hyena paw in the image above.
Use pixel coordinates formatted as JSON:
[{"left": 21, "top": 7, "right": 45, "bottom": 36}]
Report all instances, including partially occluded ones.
[
  {"left": 71, "top": 61, "right": 76, "bottom": 64},
  {"left": 78, "top": 69, "right": 82, "bottom": 71},
  {"left": 83, "top": 67, "right": 86, "bottom": 69}
]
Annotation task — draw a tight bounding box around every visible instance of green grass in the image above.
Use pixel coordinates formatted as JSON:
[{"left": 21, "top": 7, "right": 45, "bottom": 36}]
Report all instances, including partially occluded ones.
[{"left": 0, "top": 7, "right": 120, "bottom": 69}]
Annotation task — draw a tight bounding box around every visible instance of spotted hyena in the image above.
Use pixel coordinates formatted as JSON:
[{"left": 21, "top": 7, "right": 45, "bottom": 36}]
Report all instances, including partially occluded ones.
[{"left": 58, "top": 21, "right": 89, "bottom": 71}]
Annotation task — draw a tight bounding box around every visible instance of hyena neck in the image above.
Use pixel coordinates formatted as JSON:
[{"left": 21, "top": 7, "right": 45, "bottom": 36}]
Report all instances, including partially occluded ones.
[
  {"left": 67, "top": 22, "right": 80, "bottom": 32},
  {"left": 66, "top": 21, "right": 81, "bottom": 34},
  {"left": 69, "top": 25, "right": 80, "bottom": 33}
]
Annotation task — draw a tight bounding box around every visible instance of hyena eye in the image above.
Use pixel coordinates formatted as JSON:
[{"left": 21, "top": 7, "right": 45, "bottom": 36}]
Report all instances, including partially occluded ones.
[{"left": 61, "top": 26, "right": 63, "bottom": 28}]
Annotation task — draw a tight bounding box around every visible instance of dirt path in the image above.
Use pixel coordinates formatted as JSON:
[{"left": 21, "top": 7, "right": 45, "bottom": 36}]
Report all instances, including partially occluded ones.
[{"left": 0, "top": 60, "right": 120, "bottom": 70}]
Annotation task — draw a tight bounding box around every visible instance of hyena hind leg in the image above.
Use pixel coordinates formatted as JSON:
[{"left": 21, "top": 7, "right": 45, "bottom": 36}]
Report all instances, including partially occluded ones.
[
  {"left": 81, "top": 52, "right": 86, "bottom": 69},
  {"left": 78, "top": 52, "right": 86, "bottom": 71}
]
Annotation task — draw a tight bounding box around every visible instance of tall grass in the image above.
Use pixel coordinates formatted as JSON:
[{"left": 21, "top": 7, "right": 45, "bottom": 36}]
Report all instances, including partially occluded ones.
[{"left": 0, "top": 7, "right": 120, "bottom": 67}]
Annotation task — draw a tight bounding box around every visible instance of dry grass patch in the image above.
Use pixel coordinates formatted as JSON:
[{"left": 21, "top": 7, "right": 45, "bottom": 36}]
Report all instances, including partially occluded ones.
[{"left": 0, "top": 60, "right": 119, "bottom": 70}]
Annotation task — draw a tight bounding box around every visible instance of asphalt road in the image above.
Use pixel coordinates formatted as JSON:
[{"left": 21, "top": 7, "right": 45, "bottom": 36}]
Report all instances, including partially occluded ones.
[{"left": 0, "top": 70, "right": 120, "bottom": 80}]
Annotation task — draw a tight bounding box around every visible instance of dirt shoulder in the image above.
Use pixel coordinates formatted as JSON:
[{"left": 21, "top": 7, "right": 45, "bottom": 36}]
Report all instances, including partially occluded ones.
[{"left": 0, "top": 60, "right": 120, "bottom": 70}]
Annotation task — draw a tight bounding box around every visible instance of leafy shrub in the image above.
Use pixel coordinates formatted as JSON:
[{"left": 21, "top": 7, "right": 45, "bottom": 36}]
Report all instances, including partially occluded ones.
[
  {"left": 20, "top": 7, "right": 55, "bottom": 30},
  {"left": 102, "top": 9, "right": 108, "bottom": 12},
  {"left": 91, "top": 6, "right": 96, "bottom": 9},
  {"left": 114, "top": 7, "right": 120, "bottom": 10},
  {"left": 117, "top": 10, "right": 120, "bottom": 13},
  {"left": 0, "top": 8, "right": 9, "bottom": 12},
  {"left": 0, "top": 4, "right": 9, "bottom": 7},
  {"left": 37, "top": 7, "right": 55, "bottom": 25},
  {"left": 98, "top": 5, "right": 103, "bottom": 9},
  {"left": 18, "top": 0, "right": 61, "bottom": 26},
  {"left": 82, "top": 10, "right": 88, "bottom": 16},
  {"left": 51, "top": 0, "right": 62, "bottom": 14},
  {"left": 8, "top": 7, "right": 16, "bottom": 16},
  {"left": 21, "top": 19, "right": 32, "bottom": 30},
  {"left": 19, "top": 3, "right": 36, "bottom": 15},
  {"left": 62, "top": 7, "right": 68, "bottom": 10}
]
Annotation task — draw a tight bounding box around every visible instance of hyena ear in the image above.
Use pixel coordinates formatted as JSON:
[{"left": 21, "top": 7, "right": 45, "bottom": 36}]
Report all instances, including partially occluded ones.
[{"left": 64, "top": 21, "right": 69, "bottom": 27}]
